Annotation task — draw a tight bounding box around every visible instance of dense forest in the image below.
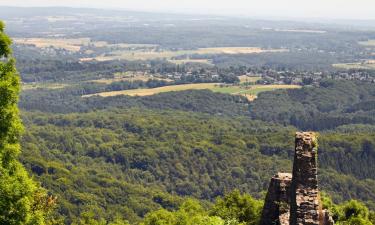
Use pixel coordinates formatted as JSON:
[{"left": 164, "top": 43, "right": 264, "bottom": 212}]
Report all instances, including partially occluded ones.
[
  {"left": 17, "top": 80, "right": 375, "bottom": 224},
  {"left": 1, "top": 7, "right": 375, "bottom": 224}
]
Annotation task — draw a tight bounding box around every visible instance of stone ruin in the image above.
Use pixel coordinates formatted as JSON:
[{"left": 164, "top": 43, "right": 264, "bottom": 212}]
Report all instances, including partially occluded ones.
[{"left": 260, "top": 132, "right": 334, "bottom": 225}]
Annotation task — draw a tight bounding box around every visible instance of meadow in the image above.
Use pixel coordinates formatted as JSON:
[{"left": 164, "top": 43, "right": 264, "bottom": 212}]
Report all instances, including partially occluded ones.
[
  {"left": 359, "top": 39, "right": 375, "bottom": 46},
  {"left": 14, "top": 37, "right": 288, "bottom": 63},
  {"left": 13, "top": 37, "right": 157, "bottom": 53},
  {"left": 82, "top": 82, "right": 301, "bottom": 100},
  {"left": 87, "top": 47, "right": 288, "bottom": 61},
  {"left": 22, "top": 82, "right": 69, "bottom": 90},
  {"left": 90, "top": 72, "right": 173, "bottom": 84},
  {"left": 333, "top": 62, "right": 375, "bottom": 70}
]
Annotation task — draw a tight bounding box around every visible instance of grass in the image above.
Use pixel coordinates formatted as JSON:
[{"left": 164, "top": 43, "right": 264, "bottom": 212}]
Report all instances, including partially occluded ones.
[
  {"left": 238, "top": 75, "right": 261, "bottom": 84},
  {"left": 83, "top": 83, "right": 220, "bottom": 97},
  {"left": 358, "top": 40, "right": 375, "bottom": 46},
  {"left": 13, "top": 37, "right": 158, "bottom": 53},
  {"left": 15, "top": 37, "right": 287, "bottom": 62},
  {"left": 168, "top": 59, "right": 213, "bottom": 65},
  {"left": 82, "top": 47, "right": 288, "bottom": 61},
  {"left": 333, "top": 62, "right": 375, "bottom": 70},
  {"left": 82, "top": 83, "right": 301, "bottom": 101},
  {"left": 89, "top": 72, "right": 173, "bottom": 84},
  {"left": 13, "top": 38, "right": 92, "bottom": 52},
  {"left": 22, "top": 82, "right": 69, "bottom": 90}
]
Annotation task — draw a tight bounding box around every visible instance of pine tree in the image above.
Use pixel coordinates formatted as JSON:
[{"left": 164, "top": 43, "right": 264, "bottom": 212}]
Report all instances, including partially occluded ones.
[{"left": 0, "top": 21, "right": 52, "bottom": 225}]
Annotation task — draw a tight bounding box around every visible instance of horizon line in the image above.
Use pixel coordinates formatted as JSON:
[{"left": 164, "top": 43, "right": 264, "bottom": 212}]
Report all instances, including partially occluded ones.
[{"left": 1, "top": 5, "right": 375, "bottom": 23}]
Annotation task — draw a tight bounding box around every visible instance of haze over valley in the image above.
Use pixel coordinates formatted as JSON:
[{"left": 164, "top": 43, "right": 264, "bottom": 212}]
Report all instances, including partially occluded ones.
[{"left": 0, "top": 3, "right": 374, "bottom": 225}]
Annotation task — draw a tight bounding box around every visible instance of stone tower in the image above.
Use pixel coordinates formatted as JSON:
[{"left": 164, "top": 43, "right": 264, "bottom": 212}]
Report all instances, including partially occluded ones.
[{"left": 260, "top": 132, "right": 334, "bottom": 225}]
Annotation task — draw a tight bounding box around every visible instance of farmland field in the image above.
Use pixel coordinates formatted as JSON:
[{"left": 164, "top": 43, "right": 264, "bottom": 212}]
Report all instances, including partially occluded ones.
[
  {"left": 13, "top": 38, "right": 92, "bottom": 52},
  {"left": 13, "top": 37, "right": 157, "bottom": 52},
  {"left": 82, "top": 47, "right": 288, "bottom": 61},
  {"left": 83, "top": 83, "right": 301, "bottom": 100},
  {"left": 168, "top": 59, "right": 213, "bottom": 65},
  {"left": 359, "top": 40, "right": 375, "bottom": 46},
  {"left": 14, "top": 37, "right": 288, "bottom": 62},
  {"left": 238, "top": 75, "right": 261, "bottom": 83},
  {"left": 333, "top": 62, "right": 375, "bottom": 70},
  {"left": 83, "top": 83, "right": 220, "bottom": 97},
  {"left": 22, "top": 82, "right": 69, "bottom": 90},
  {"left": 90, "top": 72, "right": 172, "bottom": 84}
]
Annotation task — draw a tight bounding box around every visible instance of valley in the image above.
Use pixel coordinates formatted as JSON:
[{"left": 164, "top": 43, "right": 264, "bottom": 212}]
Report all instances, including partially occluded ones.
[{"left": 0, "top": 5, "right": 375, "bottom": 225}]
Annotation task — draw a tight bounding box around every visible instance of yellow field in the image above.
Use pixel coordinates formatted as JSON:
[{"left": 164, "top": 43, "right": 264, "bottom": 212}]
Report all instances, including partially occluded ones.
[
  {"left": 13, "top": 37, "right": 157, "bottom": 52},
  {"left": 82, "top": 83, "right": 301, "bottom": 100},
  {"left": 333, "top": 62, "right": 375, "bottom": 70},
  {"left": 82, "top": 47, "right": 288, "bottom": 61},
  {"left": 359, "top": 40, "right": 375, "bottom": 46},
  {"left": 168, "top": 59, "right": 213, "bottom": 65},
  {"left": 22, "top": 83, "right": 69, "bottom": 90},
  {"left": 13, "top": 38, "right": 92, "bottom": 52},
  {"left": 14, "top": 37, "right": 287, "bottom": 62},
  {"left": 275, "top": 29, "right": 326, "bottom": 33},
  {"left": 90, "top": 72, "right": 172, "bottom": 84},
  {"left": 83, "top": 83, "right": 220, "bottom": 97},
  {"left": 238, "top": 75, "right": 261, "bottom": 83}
]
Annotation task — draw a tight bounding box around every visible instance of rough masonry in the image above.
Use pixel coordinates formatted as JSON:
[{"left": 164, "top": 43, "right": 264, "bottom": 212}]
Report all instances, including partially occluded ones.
[{"left": 260, "top": 132, "right": 334, "bottom": 225}]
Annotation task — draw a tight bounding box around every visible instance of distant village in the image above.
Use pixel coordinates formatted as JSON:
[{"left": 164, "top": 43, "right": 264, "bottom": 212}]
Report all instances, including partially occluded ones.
[{"left": 145, "top": 64, "right": 375, "bottom": 85}]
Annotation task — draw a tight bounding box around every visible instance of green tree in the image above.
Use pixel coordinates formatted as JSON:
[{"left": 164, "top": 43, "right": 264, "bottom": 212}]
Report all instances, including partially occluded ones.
[
  {"left": 0, "top": 21, "right": 52, "bottom": 224},
  {"left": 335, "top": 200, "right": 374, "bottom": 225},
  {"left": 142, "top": 199, "right": 225, "bottom": 225},
  {"left": 210, "top": 190, "right": 263, "bottom": 225}
]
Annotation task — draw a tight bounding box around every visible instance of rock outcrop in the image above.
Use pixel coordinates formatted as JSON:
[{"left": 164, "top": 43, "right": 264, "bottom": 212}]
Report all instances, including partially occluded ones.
[{"left": 260, "top": 132, "right": 334, "bottom": 225}]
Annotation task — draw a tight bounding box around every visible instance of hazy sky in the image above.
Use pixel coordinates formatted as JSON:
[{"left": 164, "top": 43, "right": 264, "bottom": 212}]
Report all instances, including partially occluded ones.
[{"left": 1, "top": 0, "right": 375, "bottom": 20}]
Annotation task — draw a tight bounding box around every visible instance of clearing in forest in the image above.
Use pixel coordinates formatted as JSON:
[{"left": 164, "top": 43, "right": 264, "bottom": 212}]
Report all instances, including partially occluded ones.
[
  {"left": 82, "top": 83, "right": 301, "bottom": 101},
  {"left": 82, "top": 47, "right": 288, "bottom": 61},
  {"left": 358, "top": 40, "right": 375, "bottom": 46},
  {"left": 333, "top": 61, "right": 375, "bottom": 70}
]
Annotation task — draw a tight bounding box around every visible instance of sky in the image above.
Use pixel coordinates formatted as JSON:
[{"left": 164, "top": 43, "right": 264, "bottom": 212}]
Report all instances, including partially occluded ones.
[{"left": 0, "top": 0, "right": 375, "bottom": 20}]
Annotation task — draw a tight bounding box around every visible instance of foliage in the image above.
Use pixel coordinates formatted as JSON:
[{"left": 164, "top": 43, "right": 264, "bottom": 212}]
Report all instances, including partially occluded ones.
[
  {"left": 142, "top": 191, "right": 262, "bottom": 225},
  {"left": 19, "top": 107, "right": 375, "bottom": 223},
  {"left": 210, "top": 190, "right": 263, "bottom": 225},
  {"left": 332, "top": 200, "right": 374, "bottom": 225},
  {"left": 142, "top": 199, "right": 224, "bottom": 225},
  {"left": 0, "top": 21, "right": 53, "bottom": 225},
  {"left": 249, "top": 80, "right": 375, "bottom": 130}
]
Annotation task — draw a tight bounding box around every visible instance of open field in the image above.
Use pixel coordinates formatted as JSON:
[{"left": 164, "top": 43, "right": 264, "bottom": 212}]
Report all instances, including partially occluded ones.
[
  {"left": 22, "top": 82, "right": 69, "bottom": 90},
  {"left": 238, "top": 75, "right": 261, "bottom": 83},
  {"left": 13, "top": 37, "right": 157, "bottom": 52},
  {"left": 81, "top": 47, "right": 288, "bottom": 61},
  {"left": 13, "top": 38, "right": 91, "bottom": 52},
  {"left": 262, "top": 28, "right": 327, "bottom": 33},
  {"left": 14, "top": 37, "right": 287, "bottom": 62},
  {"left": 359, "top": 40, "right": 375, "bottom": 46},
  {"left": 83, "top": 83, "right": 220, "bottom": 97},
  {"left": 168, "top": 59, "right": 213, "bottom": 65},
  {"left": 90, "top": 72, "right": 172, "bottom": 84},
  {"left": 82, "top": 83, "right": 301, "bottom": 100},
  {"left": 333, "top": 62, "right": 375, "bottom": 70},
  {"left": 211, "top": 84, "right": 301, "bottom": 100}
]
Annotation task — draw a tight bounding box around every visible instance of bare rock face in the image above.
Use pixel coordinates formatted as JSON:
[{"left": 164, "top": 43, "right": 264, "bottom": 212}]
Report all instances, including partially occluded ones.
[{"left": 260, "top": 132, "right": 334, "bottom": 225}]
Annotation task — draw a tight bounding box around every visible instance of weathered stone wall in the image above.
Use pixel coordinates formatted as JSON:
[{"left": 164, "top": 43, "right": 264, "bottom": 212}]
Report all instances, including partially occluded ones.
[
  {"left": 260, "top": 132, "right": 334, "bottom": 225},
  {"left": 260, "top": 173, "right": 292, "bottom": 225},
  {"left": 289, "top": 132, "right": 320, "bottom": 225}
]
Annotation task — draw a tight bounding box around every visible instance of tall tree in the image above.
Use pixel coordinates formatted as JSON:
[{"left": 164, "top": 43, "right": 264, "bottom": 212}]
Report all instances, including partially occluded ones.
[{"left": 0, "top": 21, "right": 51, "bottom": 225}]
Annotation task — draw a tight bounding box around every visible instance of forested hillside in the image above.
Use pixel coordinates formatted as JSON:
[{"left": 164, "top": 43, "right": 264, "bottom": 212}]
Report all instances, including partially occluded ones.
[
  {"left": 249, "top": 80, "right": 375, "bottom": 130},
  {"left": 20, "top": 104, "right": 375, "bottom": 223},
  {"left": 1, "top": 7, "right": 374, "bottom": 224}
]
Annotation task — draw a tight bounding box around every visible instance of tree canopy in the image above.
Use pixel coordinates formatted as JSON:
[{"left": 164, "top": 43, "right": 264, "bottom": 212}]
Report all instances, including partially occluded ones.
[{"left": 0, "top": 21, "right": 53, "bottom": 225}]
